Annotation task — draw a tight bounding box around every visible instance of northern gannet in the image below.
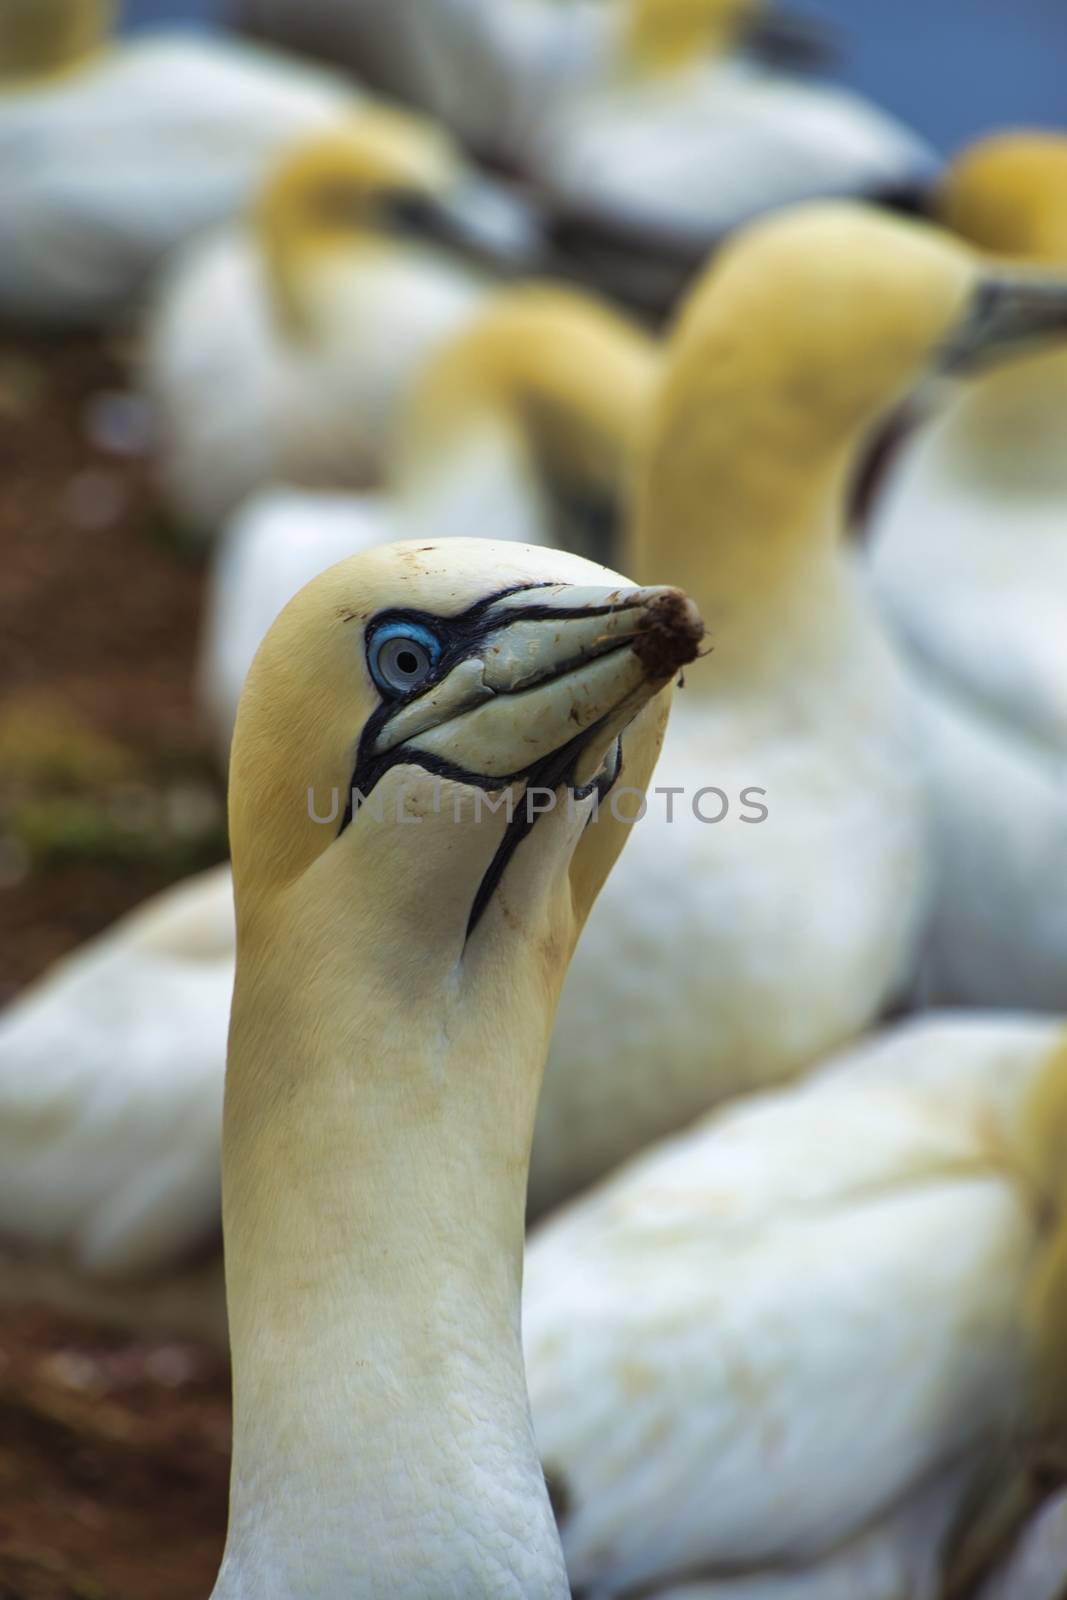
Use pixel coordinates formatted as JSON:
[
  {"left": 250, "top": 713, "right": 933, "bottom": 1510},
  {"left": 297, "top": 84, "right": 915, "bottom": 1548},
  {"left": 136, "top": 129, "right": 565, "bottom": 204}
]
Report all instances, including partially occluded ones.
[
  {"left": 525, "top": 1012, "right": 1067, "bottom": 1598},
  {"left": 0, "top": 0, "right": 359, "bottom": 326},
  {"left": 142, "top": 109, "right": 541, "bottom": 532},
  {"left": 532, "top": 203, "right": 996, "bottom": 1212},
  {"left": 869, "top": 131, "right": 1067, "bottom": 1009},
  {"left": 212, "top": 538, "right": 703, "bottom": 1597},
  {"left": 232, "top": 0, "right": 932, "bottom": 312},
  {"left": 198, "top": 285, "right": 657, "bottom": 754},
  {"left": 185, "top": 203, "right": 1067, "bottom": 1225}
]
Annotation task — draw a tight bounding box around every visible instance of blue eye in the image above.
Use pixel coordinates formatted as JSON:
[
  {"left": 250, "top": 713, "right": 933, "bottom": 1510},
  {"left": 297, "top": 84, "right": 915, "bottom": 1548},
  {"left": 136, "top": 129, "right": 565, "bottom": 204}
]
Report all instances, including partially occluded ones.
[{"left": 367, "top": 620, "right": 443, "bottom": 696}]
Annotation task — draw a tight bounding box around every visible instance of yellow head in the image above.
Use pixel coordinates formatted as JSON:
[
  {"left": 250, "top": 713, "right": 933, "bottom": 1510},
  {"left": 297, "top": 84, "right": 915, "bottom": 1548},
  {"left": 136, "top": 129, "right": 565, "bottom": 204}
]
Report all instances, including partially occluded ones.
[
  {"left": 630, "top": 202, "right": 1067, "bottom": 623},
  {"left": 625, "top": 0, "right": 758, "bottom": 70},
  {"left": 623, "top": 0, "right": 828, "bottom": 74},
  {"left": 0, "top": 0, "right": 113, "bottom": 81},
  {"left": 397, "top": 286, "right": 658, "bottom": 562},
  {"left": 228, "top": 539, "right": 701, "bottom": 971},
  {"left": 940, "top": 131, "right": 1067, "bottom": 266},
  {"left": 252, "top": 109, "right": 535, "bottom": 337}
]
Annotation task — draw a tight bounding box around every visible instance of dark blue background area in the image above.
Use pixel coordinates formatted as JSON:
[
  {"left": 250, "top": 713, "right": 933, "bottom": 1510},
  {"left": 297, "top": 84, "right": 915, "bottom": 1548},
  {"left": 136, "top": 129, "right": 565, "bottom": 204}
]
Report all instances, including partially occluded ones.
[{"left": 119, "top": 0, "right": 1066, "bottom": 156}]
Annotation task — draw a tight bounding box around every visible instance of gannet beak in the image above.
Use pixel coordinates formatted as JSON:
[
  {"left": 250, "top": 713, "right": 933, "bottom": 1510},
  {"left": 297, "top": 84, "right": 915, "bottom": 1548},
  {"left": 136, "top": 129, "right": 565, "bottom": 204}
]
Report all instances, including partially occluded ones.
[
  {"left": 351, "top": 582, "right": 703, "bottom": 805},
  {"left": 393, "top": 176, "right": 544, "bottom": 272},
  {"left": 743, "top": 6, "right": 837, "bottom": 70},
  {"left": 943, "top": 273, "right": 1067, "bottom": 371}
]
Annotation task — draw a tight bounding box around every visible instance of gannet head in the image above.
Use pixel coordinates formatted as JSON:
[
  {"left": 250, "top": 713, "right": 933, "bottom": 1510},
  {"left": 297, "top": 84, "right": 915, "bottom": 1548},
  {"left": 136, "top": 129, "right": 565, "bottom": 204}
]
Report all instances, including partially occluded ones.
[
  {"left": 623, "top": 0, "right": 830, "bottom": 74},
  {"left": 395, "top": 286, "right": 658, "bottom": 560},
  {"left": 654, "top": 201, "right": 1067, "bottom": 471},
  {"left": 0, "top": 0, "right": 113, "bottom": 82},
  {"left": 939, "top": 131, "right": 1067, "bottom": 266},
  {"left": 629, "top": 201, "right": 1067, "bottom": 615},
  {"left": 252, "top": 109, "right": 539, "bottom": 336},
  {"left": 228, "top": 539, "right": 702, "bottom": 970}
]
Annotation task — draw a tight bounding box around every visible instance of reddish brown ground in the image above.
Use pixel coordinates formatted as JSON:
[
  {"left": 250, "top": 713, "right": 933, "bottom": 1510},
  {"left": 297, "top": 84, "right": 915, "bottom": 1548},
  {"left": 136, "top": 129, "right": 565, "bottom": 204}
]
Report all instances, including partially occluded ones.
[{"left": 0, "top": 329, "right": 231, "bottom": 1599}]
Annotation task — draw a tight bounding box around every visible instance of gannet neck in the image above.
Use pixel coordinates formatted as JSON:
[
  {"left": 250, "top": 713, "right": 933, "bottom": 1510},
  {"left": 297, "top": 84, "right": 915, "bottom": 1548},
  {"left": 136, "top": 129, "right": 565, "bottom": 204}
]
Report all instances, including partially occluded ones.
[
  {"left": 217, "top": 889, "right": 570, "bottom": 1599},
  {"left": 250, "top": 112, "right": 463, "bottom": 341},
  {"left": 627, "top": 204, "right": 986, "bottom": 681},
  {"left": 629, "top": 349, "right": 855, "bottom": 681},
  {"left": 396, "top": 288, "right": 657, "bottom": 550},
  {"left": 0, "top": 0, "right": 113, "bottom": 82}
]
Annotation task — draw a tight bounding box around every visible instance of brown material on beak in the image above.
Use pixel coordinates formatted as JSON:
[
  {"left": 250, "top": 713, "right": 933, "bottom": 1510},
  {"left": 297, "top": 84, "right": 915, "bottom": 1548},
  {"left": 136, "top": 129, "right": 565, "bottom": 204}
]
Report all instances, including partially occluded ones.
[{"left": 631, "top": 590, "right": 706, "bottom": 681}]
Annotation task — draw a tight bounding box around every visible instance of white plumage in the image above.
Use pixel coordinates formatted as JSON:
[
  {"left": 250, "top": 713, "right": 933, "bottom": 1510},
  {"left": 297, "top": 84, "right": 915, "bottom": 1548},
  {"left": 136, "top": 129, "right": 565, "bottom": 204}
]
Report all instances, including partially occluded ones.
[
  {"left": 0, "top": 866, "right": 233, "bottom": 1339},
  {"left": 525, "top": 1013, "right": 1067, "bottom": 1599},
  {"left": 531, "top": 579, "right": 927, "bottom": 1211},
  {"left": 0, "top": 31, "right": 356, "bottom": 326},
  {"left": 869, "top": 133, "right": 1067, "bottom": 1009},
  {"left": 526, "top": 59, "right": 933, "bottom": 247},
  {"left": 870, "top": 360, "right": 1067, "bottom": 1009}
]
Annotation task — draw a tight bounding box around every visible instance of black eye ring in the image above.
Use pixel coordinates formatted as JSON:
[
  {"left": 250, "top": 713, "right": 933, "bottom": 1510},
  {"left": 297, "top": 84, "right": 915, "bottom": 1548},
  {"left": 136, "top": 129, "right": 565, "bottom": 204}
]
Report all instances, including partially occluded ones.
[{"left": 367, "top": 620, "right": 443, "bottom": 697}]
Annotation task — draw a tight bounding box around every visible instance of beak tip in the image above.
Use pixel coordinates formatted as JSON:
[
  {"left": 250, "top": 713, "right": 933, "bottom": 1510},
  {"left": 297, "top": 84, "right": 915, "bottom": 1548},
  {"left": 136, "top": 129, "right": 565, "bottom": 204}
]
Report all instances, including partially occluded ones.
[{"left": 631, "top": 590, "right": 705, "bottom": 683}]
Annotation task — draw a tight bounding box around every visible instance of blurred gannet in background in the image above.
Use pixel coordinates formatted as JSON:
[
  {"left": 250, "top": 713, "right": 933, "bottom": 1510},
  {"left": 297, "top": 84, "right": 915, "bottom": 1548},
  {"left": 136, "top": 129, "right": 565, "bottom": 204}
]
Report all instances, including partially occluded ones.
[
  {"left": 869, "top": 132, "right": 1067, "bottom": 1009},
  {"left": 143, "top": 108, "right": 542, "bottom": 532},
  {"left": 525, "top": 1012, "right": 1067, "bottom": 1599},
  {"left": 232, "top": 0, "right": 933, "bottom": 312},
  {"left": 211, "top": 540, "right": 702, "bottom": 1598},
  {"left": 0, "top": 0, "right": 361, "bottom": 326},
  {"left": 198, "top": 285, "right": 657, "bottom": 753},
  {"left": 530, "top": 203, "right": 983, "bottom": 1214},
  {"left": 0, "top": 865, "right": 233, "bottom": 1344}
]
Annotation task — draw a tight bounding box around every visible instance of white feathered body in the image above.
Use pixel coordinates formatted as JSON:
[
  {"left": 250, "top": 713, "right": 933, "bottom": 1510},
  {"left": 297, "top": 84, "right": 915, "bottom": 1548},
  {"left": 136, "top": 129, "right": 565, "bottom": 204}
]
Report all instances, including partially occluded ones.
[
  {"left": 0, "top": 32, "right": 354, "bottom": 325},
  {"left": 869, "top": 351, "right": 1067, "bottom": 1007},
  {"left": 529, "top": 60, "right": 933, "bottom": 243},
  {"left": 234, "top": 0, "right": 614, "bottom": 161},
  {"left": 145, "top": 229, "right": 489, "bottom": 531},
  {"left": 525, "top": 1012, "right": 1066, "bottom": 1599},
  {"left": 529, "top": 563, "right": 929, "bottom": 1212},
  {"left": 0, "top": 866, "right": 233, "bottom": 1293}
]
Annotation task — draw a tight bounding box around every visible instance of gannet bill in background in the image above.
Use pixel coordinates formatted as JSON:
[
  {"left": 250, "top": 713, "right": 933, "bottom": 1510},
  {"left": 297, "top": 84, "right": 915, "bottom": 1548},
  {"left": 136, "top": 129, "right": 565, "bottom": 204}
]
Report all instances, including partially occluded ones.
[
  {"left": 143, "top": 109, "right": 542, "bottom": 532},
  {"left": 212, "top": 538, "right": 703, "bottom": 1598},
  {"left": 869, "top": 131, "right": 1067, "bottom": 1010}
]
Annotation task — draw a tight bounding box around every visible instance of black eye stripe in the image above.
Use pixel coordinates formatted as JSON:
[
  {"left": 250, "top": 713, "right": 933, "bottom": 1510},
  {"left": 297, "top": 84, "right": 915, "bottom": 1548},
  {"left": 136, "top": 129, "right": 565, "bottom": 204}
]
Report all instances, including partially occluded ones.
[
  {"left": 339, "top": 578, "right": 632, "bottom": 942},
  {"left": 362, "top": 588, "right": 630, "bottom": 709},
  {"left": 340, "top": 578, "right": 634, "bottom": 839}
]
